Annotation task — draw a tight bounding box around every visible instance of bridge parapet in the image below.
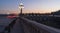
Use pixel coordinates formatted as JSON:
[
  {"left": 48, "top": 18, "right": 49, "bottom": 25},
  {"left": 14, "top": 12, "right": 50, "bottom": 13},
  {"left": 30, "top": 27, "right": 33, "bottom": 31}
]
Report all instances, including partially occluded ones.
[{"left": 20, "top": 17, "right": 60, "bottom": 33}]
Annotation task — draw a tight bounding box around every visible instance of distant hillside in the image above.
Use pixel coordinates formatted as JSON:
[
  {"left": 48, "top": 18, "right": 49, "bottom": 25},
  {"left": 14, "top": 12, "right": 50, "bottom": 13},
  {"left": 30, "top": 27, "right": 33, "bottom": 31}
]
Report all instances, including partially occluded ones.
[
  {"left": 22, "top": 13, "right": 51, "bottom": 15},
  {"left": 51, "top": 10, "right": 60, "bottom": 15}
]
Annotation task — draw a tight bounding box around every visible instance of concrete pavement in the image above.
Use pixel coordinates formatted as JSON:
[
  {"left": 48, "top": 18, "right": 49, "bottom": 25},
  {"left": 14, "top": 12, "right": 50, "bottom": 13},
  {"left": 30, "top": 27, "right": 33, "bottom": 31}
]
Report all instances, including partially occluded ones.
[{"left": 10, "top": 19, "right": 24, "bottom": 33}]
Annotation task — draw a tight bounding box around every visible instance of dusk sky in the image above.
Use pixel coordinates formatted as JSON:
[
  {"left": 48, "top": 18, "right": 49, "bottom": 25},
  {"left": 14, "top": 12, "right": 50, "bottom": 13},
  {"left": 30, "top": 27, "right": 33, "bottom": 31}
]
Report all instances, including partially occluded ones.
[{"left": 0, "top": 0, "right": 60, "bottom": 14}]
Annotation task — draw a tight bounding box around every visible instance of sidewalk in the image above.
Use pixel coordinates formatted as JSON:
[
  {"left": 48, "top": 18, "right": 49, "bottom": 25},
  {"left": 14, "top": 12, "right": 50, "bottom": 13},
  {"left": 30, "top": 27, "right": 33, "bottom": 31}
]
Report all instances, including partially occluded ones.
[{"left": 10, "top": 19, "right": 24, "bottom": 33}]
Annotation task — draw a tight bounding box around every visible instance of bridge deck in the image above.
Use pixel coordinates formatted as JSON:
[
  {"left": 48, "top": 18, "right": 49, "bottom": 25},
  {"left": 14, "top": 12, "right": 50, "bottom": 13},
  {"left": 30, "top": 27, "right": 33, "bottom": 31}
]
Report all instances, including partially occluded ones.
[
  {"left": 8, "top": 17, "right": 60, "bottom": 33},
  {"left": 10, "top": 19, "right": 24, "bottom": 33}
]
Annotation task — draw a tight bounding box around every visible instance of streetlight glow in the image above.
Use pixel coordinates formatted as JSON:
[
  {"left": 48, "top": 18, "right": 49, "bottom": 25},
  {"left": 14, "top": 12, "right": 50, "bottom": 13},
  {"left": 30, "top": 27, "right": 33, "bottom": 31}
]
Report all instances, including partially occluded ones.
[{"left": 19, "top": 3, "right": 24, "bottom": 9}]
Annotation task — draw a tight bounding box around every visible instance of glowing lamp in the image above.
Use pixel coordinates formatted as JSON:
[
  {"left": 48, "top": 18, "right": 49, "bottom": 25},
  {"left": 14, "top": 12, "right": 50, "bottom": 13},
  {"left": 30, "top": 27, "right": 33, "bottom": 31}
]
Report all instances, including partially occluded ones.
[{"left": 19, "top": 3, "right": 24, "bottom": 9}]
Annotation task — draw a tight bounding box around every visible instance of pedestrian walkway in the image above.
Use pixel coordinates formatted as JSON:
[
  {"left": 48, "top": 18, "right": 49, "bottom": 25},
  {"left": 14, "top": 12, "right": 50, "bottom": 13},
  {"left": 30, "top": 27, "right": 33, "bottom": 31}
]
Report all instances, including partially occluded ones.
[{"left": 10, "top": 19, "right": 24, "bottom": 33}]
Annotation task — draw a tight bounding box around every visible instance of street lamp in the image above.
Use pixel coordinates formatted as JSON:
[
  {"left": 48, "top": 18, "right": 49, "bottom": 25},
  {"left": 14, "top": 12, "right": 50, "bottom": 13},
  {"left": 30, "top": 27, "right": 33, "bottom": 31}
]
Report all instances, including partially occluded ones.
[{"left": 19, "top": 3, "right": 24, "bottom": 16}]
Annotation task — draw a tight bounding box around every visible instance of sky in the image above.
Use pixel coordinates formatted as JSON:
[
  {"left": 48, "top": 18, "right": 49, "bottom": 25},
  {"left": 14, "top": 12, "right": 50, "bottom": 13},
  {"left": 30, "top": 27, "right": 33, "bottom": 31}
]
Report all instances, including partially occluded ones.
[{"left": 0, "top": 0, "right": 60, "bottom": 14}]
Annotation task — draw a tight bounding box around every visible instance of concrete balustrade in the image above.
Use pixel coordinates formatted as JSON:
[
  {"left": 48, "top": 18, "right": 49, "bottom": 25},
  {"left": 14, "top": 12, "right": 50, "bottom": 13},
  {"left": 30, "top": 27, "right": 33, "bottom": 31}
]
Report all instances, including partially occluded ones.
[{"left": 20, "top": 17, "right": 60, "bottom": 33}]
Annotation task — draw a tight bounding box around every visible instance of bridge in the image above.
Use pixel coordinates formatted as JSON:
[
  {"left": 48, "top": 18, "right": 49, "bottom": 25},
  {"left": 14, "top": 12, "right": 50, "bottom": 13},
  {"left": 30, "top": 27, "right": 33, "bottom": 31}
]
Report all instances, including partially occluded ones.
[{"left": 2, "top": 15, "right": 60, "bottom": 33}]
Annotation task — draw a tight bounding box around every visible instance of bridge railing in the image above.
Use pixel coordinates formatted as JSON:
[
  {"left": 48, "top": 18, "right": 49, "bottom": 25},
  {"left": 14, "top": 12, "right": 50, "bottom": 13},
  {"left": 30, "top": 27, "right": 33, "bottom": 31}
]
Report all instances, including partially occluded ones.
[
  {"left": 20, "top": 17, "right": 60, "bottom": 33},
  {"left": 3, "top": 18, "right": 17, "bottom": 33}
]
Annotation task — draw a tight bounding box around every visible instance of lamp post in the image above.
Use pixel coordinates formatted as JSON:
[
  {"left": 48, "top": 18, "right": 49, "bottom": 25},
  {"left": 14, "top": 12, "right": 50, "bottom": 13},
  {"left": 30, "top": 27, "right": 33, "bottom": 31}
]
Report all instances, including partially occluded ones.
[{"left": 19, "top": 3, "right": 24, "bottom": 16}]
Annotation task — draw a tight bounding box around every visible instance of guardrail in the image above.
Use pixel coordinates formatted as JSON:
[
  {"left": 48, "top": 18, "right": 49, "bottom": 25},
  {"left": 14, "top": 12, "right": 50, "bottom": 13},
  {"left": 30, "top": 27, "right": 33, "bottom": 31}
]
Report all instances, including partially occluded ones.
[
  {"left": 19, "top": 17, "right": 60, "bottom": 33},
  {"left": 3, "top": 18, "right": 17, "bottom": 33}
]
